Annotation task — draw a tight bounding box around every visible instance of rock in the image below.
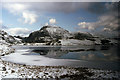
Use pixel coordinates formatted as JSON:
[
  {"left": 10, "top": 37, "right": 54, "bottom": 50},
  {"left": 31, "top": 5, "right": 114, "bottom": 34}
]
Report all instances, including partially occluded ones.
[
  {"left": 101, "top": 39, "right": 111, "bottom": 45},
  {"left": 1, "top": 54, "right": 5, "bottom": 56},
  {"left": 11, "top": 70, "right": 15, "bottom": 73},
  {"left": 44, "top": 72, "right": 48, "bottom": 75},
  {"left": 23, "top": 64, "right": 26, "bottom": 66},
  {"left": 73, "top": 32, "right": 93, "bottom": 40},
  {"left": 2, "top": 67, "right": 6, "bottom": 71}
]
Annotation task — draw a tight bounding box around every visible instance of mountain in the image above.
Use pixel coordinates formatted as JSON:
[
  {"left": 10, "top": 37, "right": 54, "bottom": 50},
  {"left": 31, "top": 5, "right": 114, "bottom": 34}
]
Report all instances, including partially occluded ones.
[
  {"left": 1, "top": 26, "right": 117, "bottom": 46},
  {"left": 23, "top": 26, "right": 98, "bottom": 45},
  {"left": 24, "top": 26, "right": 72, "bottom": 44},
  {"left": 0, "top": 30, "right": 21, "bottom": 44},
  {"left": 72, "top": 32, "right": 94, "bottom": 40}
]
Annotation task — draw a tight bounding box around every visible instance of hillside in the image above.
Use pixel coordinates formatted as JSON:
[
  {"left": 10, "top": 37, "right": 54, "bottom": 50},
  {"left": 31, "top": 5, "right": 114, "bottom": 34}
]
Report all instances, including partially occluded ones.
[{"left": 0, "top": 30, "right": 21, "bottom": 45}]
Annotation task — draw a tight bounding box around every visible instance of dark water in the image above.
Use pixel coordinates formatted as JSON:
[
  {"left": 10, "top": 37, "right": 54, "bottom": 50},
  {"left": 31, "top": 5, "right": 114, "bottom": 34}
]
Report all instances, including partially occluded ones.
[{"left": 12, "top": 45, "right": 120, "bottom": 71}]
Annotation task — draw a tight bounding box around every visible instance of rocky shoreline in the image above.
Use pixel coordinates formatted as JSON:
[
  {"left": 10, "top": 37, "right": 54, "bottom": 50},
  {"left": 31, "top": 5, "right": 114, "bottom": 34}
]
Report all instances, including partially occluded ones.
[
  {"left": 0, "top": 44, "right": 120, "bottom": 79},
  {"left": 1, "top": 59, "right": 120, "bottom": 79}
]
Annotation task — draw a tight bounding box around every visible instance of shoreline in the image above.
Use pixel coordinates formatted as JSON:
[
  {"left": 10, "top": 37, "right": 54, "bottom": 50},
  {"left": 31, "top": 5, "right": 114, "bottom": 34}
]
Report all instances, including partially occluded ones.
[{"left": 1, "top": 59, "right": 120, "bottom": 79}]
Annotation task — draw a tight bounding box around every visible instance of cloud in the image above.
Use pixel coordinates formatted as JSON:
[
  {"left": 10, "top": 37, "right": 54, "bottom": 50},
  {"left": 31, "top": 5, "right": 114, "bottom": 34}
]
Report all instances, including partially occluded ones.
[
  {"left": 99, "top": 15, "right": 118, "bottom": 31},
  {"left": 22, "top": 11, "right": 37, "bottom": 24},
  {"left": 103, "top": 28, "right": 111, "bottom": 31},
  {"left": 44, "top": 18, "right": 56, "bottom": 26},
  {"left": 78, "top": 14, "right": 119, "bottom": 36},
  {"left": 78, "top": 22, "right": 95, "bottom": 30},
  {"left": 3, "top": 3, "right": 38, "bottom": 24},
  {"left": 3, "top": 2, "right": 113, "bottom": 25},
  {"left": 77, "top": 2, "right": 119, "bottom": 37},
  {"left": 3, "top": 3, "right": 27, "bottom": 14},
  {"left": 97, "top": 2, "right": 119, "bottom": 32},
  {"left": 49, "top": 18, "right": 56, "bottom": 24},
  {"left": 45, "top": 23, "right": 49, "bottom": 26},
  {"left": 85, "top": 2, "right": 106, "bottom": 14},
  {"left": 3, "top": 2, "right": 118, "bottom": 25},
  {"left": 5, "top": 27, "right": 31, "bottom": 37},
  {"left": 3, "top": 2, "right": 91, "bottom": 14},
  {"left": 22, "top": 2, "right": 90, "bottom": 13}
]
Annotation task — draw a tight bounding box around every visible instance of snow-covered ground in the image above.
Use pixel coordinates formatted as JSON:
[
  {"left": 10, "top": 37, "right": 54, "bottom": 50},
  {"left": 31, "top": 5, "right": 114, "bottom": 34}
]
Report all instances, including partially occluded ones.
[
  {"left": 0, "top": 59, "right": 119, "bottom": 79},
  {"left": 60, "top": 39, "right": 94, "bottom": 46},
  {"left": 0, "top": 42, "right": 16, "bottom": 79},
  {"left": 0, "top": 59, "right": 79, "bottom": 79},
  {"left": 0, "top": 43, "right": 14, "bottom": 56}
]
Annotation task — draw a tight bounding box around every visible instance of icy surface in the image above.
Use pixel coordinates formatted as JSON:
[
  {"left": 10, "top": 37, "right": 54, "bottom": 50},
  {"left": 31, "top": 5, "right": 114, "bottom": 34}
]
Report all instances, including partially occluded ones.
[
  {"left": 1, "top": 48, "right": 82, "bottom": 66},
  {"left": 1, "top": 45, "right": 120, "bottom": 71}
]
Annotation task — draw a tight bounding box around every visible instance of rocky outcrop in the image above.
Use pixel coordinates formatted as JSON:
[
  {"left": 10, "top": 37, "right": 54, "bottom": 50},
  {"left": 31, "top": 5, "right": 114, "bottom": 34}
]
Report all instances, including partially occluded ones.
[
  {"left": 72, "top": 32, "right": 94, "bottom": 40},
  {"left": 0, "top": 30, "right": 21, "bottom": 44}
]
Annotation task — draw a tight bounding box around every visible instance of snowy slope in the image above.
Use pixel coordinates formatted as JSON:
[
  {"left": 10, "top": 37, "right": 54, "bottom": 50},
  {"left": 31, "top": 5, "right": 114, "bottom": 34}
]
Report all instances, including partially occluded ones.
[
  {"left": 0, "top": 43, "right": 15, "bottom": 56},
  {"left": 44, "top": 26, "right": 72, "bottom": 38},
  {"left": 0, "top": 30, "right": 21, "bottom": 56},
  {"left": 0, "top": 30, "right": 21, "bottom": 44}
]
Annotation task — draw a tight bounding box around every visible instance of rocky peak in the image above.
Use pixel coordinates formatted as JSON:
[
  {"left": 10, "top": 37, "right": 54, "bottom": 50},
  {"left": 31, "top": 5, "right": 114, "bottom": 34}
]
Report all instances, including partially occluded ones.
[{"left": 25, "top": 26, "right": 72, "bottom": 43}]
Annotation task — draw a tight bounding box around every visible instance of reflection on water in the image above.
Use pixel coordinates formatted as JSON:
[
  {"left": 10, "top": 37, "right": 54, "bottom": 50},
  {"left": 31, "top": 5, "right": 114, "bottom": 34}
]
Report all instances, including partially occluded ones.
[
  {"left": 11, "top": 45, "right": 120, "bottom": 70},
  {"left": 100, "top": 45, "right": 110, "bottom": 50},
  {"left": 27, "top": 45, "right": 120, "bottom": 62}
]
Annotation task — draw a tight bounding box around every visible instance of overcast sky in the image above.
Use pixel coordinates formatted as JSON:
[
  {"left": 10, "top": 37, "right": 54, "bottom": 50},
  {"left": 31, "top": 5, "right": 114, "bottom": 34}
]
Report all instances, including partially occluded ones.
[{"left": 0, "top": 2, "right": 119, "bottom": 37}]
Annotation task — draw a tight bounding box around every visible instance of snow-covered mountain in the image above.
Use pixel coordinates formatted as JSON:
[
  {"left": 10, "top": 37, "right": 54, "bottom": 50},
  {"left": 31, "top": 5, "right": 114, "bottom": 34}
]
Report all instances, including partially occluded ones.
[
  {"left": 22, "top": 25, "right": 118, "bottom": 46},
  {"left": 41, "top": 26, "right": 72, "bottom": 38},
  {"left": 0, "top": 30, "right": 21, "bottom": 44},
  {"left": 24, "top": 26, "right": 72, "bottom": 43},
  {"left": 24, "top": 26, "right": 97, "bottom": 45}
]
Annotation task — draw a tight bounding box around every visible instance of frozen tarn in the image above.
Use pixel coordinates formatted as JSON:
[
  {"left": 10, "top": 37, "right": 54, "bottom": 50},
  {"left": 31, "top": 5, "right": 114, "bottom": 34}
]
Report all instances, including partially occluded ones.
[
  {"left": 1, "top": 48, "right": 82, "bottom": 66},
  {"left": 2, "top": 45, "right": 120, "bottom": 70}
]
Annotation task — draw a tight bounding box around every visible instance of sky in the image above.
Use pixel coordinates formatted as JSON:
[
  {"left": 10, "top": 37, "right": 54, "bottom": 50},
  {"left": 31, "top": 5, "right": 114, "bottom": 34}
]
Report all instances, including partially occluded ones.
[{"left": 0, "top": 2, "right": 119, "bottom": 37}]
